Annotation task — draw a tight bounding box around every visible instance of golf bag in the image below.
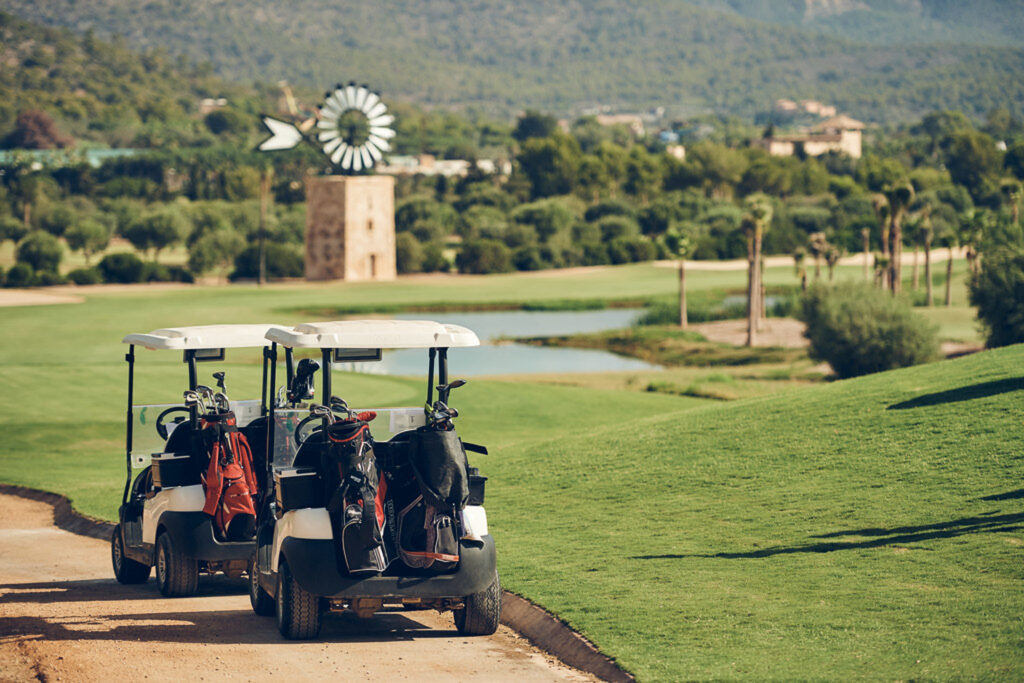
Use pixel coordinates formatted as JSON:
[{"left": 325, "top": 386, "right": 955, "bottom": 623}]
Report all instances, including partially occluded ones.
[
  {"left": 199, "top": 411, "right": 259, "bottom": 541},
  {"left": 323, "top": 415, "right": 390, "bottom": 574},
  {"left": 392, "top": 427, "right": 470, "bottom": 571}
]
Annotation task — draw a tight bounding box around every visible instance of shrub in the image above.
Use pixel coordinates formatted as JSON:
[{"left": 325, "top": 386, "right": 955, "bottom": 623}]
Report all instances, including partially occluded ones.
[
  {"left": 16, "top": 231, "right": 63, "bottom": 273},
  {"left": 396, "top": 232, "right": 424, "bottom": 274},
  {"left": 98, "top": 252, "right": 145, "bottom": 283},
  {"left": 0, "top": 266, "right": 4, "bottom": 287},
  {"left": 455, "top": 239, "right": 513, "bottom": 274},
  {"left": 4, "top": 263, "right": 35, "bottom": 287},
  {"left": 422, "top": 243, "right": 450, "bottom": 273},
  {"left": 799, "top": 283, "right": 938, "bottom": 379},
  {"left": 0, "top": 215, "right": 28, "bottom": 244},
  {"left": 230, "top": 244, "right": 304, "bottom": 280},
  {"left": 34, "top": 270, "right": 67, "bottom": 286},
  {"left": 513, "top": 245, "right": 548, "bottom": 271},
  {"left": 187, "top": 230, "right": 246, "bottom": 275},
  {"left": 969, "top": 247, "right": 1024, "bottom": 347},
  {"left": 67, "top": 267, "right": 103, "bottom": 285}
]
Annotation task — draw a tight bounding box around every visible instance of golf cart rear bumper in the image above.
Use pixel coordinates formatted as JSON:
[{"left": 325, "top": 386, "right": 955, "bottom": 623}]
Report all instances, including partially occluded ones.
[
  {"left": 281, "top": 535, "right": 496, "bottom": 599},
  {"left": 158, "top": 511, "right": 255, "bottom": 561}
]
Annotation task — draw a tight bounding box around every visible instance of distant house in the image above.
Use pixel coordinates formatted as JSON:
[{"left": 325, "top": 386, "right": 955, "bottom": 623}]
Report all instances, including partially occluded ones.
[
  {"left": 198, "top": 98, "right": 227, "bottom": 115},
  {"left": 757, "top": 115, "right": 865, "bottom": 159},
  {"left": 376, "top": 154, "right": 510, "bottom": 178}
]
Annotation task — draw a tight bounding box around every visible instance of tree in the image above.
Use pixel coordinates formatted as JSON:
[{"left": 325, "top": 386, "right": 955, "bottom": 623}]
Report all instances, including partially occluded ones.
[
  {"left": 871, "top": 193, "right": 890, "bottom": 287},
  {"left": 2, "top": 109, "right": 72, "bottom": 149},
  {"left": 516, "top": 133, "right": 580, "bottom": 199},
  {"left": 1001, "top": 178, "right": 1021, "bottom": 227},
  {"left": 0, "top": 215, "right": 28, "bottom": 244},
  {"left": 664, "top": 229, "right": 691, "bottom": 329},
  {"left": 742, "top": 194, "right": 772, "bottom": 346},
  {"left": 122, "top": 207, "right": 189, "bottom": 261},
  {"left": 885, "top": 181, "right": 914, "bottom": 295},
  {"left": 16, "top": 231, "right": 63, "bottom": 273},
  {"left": 512, "top": 110, "right": 558, "bottom": 142},
  {"left": 941, "top": 130, "right": 1002, "bottom": 199},
  {"left": 64, "top": 219, "right": 111, "bottom": 264},
  {"left": 456, "top": 239, "right": 513, "bottom": 274},
  {"left": 969, "top": 247, "right": 1024, "bottom": 348},
  {"left": 395, "top": 232, "right": 424, "bottom": 274},
  {"left": 187, "top": 230, "right": 245, "bottom": 276},
  {"left": 38, "top": 202, "right": 76, "bottom": 237}
]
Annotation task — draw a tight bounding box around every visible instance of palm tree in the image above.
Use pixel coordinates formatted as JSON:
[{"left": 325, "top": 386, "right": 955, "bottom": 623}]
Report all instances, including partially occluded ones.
[
  {"left": 664, "top": 229, "right": 691, "bottom": 330},
  {"left": 885, "top": 181, "right": 914, "bottom": 295},
  {"left": 1001, "top": 178, "right": 1021, "bottom": 227},
  {"left": 872, "top": 194, "right": 890, "bottom": 288},
  {"left": 808, "top": 231, "right": 828, "bottom": 282},
  {"left": 861, "top": 227, "right": 871, "bottom": 281},
  {"left": 914, "top": 207, "right": 935, "bottom": 306},
  {"left": 742, "top": 194, "right": 772, "bottom": 347},
  {"left": 825, "top": 245, "right": 844, "bottom": 282},
  {"left": 793, "top": 246, "right": 808, "bottom": 292}
]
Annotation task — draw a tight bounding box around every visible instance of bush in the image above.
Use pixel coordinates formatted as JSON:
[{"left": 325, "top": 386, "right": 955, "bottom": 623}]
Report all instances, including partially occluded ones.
[
  {"left": 187, "top": 230, "right": 246, "bottom": 275},
  {"left": 513, "top": 245, "right": 548, "bottom": 271},
  {"left": 230, "top": 244, "right": 304, "bottom": 280},
  {"left": 0, "top": 215, "right": 28, "bottom": 244},
  {"left": 969, "top": 247, "right": 1024, "bottom": 347},
  {"left": 455, "top": 239, "right": 513, "bottom": 274},
  {"left": 396, "top": 232, "right": 424, "bottom": 274},
  {"left": 4, "top": 263, "right": 34, "bottom": 287},
  {"left": 98, "top": 252, "right": 145, "bottom": 283},
  {"left": 422, "top": 243, "right": 450, "bottom": 273},
  {"left": 0, "top": 266, "right": 4, "bottom": 287},
  {"left": 34, "top": 270, "right": 67, "bottom": 286},
  {"left": 67, "top": 267, "right": 103, "bottom": 285},
  {"left": 16, "top": 231, "right": 63, "bottom": 273},
  {"left": 799, "top": 283, "right": 938, "bottom": 379}
]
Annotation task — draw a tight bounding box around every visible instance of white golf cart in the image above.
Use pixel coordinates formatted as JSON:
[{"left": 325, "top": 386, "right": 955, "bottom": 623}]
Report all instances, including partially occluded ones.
[
  {"left": 111, "top": 324, "right": 279, "bottom": 597},
  {"left": 250, "top": 320, "right": 500, "bottom": 640}
]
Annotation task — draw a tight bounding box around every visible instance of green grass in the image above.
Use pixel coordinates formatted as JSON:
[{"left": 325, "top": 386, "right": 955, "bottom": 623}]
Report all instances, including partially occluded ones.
[
  {"left": 0, "top": 260, "right": 1014, "bottom": 680},
  {"left": 487, "top": 345, "right": 1024, "bottom": 680}
]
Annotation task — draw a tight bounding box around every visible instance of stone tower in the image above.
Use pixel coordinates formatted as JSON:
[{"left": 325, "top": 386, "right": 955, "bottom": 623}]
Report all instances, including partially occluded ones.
[{"left": 304, "top": 174, "right": 396, "bottom": 281}]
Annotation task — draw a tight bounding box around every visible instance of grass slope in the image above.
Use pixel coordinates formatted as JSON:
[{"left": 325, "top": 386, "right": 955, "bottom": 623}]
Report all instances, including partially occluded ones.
[{"left": 488, "top": 344, "right": 1024, "bottom": 679}]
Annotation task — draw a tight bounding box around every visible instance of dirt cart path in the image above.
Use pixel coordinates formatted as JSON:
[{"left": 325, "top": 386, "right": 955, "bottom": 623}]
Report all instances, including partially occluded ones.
[{"left": 0, "top": 493, "right": 591, "bottom": 682}]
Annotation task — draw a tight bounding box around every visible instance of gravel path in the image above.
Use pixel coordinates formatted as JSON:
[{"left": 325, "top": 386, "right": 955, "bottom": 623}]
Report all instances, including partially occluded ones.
[{"left": 0, "top": 493, "right": 591, "bottom": 682}]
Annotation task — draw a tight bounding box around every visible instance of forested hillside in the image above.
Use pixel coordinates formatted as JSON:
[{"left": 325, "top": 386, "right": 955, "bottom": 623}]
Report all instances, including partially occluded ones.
[
  {"left": 4, "top": 0, "right": 1023, "bottom": 121},
  {"left": 689, "top": 0, "right": 1024, "bottom": 47},
  {"left": 0, "top": 13, "right": 271, "bottom": 149}
]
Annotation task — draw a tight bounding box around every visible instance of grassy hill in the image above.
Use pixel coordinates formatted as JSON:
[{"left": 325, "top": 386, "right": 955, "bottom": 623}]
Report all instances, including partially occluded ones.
[
  {"left": 489, "top": 343, "right": 1024, "bottom": 679},
  {"left": 3, "top": 0, "right": 1023, "bottom": 121}
]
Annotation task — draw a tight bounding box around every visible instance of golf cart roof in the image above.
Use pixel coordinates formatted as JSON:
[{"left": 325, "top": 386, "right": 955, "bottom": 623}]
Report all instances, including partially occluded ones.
[
  {"left": 123, "top": 324, "right": 281, "bottom": 350},
  {"left": 265, "top": 320, "right": 480, "bottom": 349}
]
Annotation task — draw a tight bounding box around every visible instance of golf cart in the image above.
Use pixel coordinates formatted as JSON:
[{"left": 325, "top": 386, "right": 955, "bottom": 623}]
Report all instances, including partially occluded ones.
[
  {"left": 250, "top": 320, "right": 501, "bottom": 640},
  {"left": 111, "top": 324, "right": 278, "bottom": 597}
]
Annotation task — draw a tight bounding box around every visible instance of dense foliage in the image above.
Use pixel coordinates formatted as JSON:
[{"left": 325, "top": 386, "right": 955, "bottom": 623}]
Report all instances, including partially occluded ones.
[
  {"left": 799, "top": 283, "right": 938, "bottom": 378},
  {"left": 968, "top": 247, "right": 1024, "bottom": 348},
  {"left": 6, "top": 2, "right": 1024, "bottom": 121}
]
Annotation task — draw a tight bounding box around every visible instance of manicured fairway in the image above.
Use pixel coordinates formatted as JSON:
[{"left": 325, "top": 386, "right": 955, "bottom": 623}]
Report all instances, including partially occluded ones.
[{"left": 0, "top": 261, "right": 1012, "bottom": 681}]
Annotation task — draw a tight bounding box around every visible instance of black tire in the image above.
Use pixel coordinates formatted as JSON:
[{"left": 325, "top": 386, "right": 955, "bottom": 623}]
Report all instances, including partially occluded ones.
[
  {"left": 155, "top": 531, "right": 199, "bottom": 597},
  {"left": 249, "top": 557, "right": 274, "bottom": 616},
  {"left": 111, "top": 525, "right": 150, "bottom": 584},
  {"left": 275, "top": 560, "right": 322, "bottom": 639},
  {"left": 453, "top": 571, "right": 502, "bottom": 636}
]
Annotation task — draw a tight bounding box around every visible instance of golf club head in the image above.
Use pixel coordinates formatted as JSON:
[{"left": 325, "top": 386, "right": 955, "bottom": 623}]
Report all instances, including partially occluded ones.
[
  {"left": 183, "top": 390, "right": 200, "bottom": 407},
  {"left": 214, "top": 392, "right": 230, "bottom": 412},
  {"left": 213, "top": 371, "right": 226, "bottom": 393}
]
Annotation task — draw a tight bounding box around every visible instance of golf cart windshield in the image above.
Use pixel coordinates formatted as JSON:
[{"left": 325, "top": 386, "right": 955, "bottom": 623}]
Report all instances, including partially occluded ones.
[
  {"left": 269, "top": 406, "right": 427, "bottom": 469},
  {"left": 130, "top": 399, "right": 263, "bottom": 469}
]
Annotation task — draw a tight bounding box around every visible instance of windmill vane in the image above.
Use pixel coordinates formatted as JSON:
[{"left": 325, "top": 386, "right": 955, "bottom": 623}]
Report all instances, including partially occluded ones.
[{"left": 258, "top": 82, "right": 395, "bottom": 174}]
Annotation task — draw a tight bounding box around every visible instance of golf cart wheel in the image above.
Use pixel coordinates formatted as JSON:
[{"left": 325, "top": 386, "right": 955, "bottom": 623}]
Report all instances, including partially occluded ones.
[
  {"left": 453, "top": 571, "right": 502, "bottom": 636},
  {"left": 111, "top": 525, "right": 150, "bottom": 584},
  {"left": 155, "top": 531, "right": 199, "bottom": 597},
  {"left": 275, "top": 560, "right": 322, "bottom": 639},
  {"left": 249, "top": 557, "right": 274, "bottom": 616}
]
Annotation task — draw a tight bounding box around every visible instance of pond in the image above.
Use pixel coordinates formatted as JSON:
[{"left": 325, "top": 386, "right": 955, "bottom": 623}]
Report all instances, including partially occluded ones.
[{"left": 335, "top": 308, "right": 661, "bottom": 376}]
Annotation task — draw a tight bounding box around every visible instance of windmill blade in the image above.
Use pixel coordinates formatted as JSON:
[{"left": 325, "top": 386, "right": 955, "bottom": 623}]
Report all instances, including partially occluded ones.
[
  {"left": 332, "top": 88, "right": 350, "bottom": 110},
  {"left": 369, "top": 126, "right": 396, "bottom": 139},
  {"left": 258, "top": 117, "right": 303, "bottom": 151},
  {"left": 362, "top": 92, "right": 381, "bottom": 113},
  {"left": 364, "top": 141, "right": 383, "bottom": 162},
  {"left": 341, "top": 146, "right": 355, "bottom": 169},
  {"left": 368, "top": 114, "right": 395, "bottom": 127},
  {"left": 320, "top": 98, "right": 341, "bottom": 120},
  {"left": 365, "top": 102, "right": 387, "bottom": 120},
  {"left": 323, "top": 137, "right": 343, "bottom": 156},
  {"left": 359, "top": 146, "right": 373, "bottom": 169},
  {"left": 317, "top": 129, "right": 339, "bottom": 142},
  {"left": 367, "top": 134, "right": 391, "bottom": 152},
  {"left": 330, "top": 142, "right": 349, "bottom": 166},
  {"left": 351, "top": 148, "right": 364, "bottom": 172},
  {"left": 354, "top": 86, "right": 369, "bottom": 111},
  {"left": 344, "top": 85, "right": 357, "bottom": 108},
  {"left": 317, "top": 117, "right": 338, "bottom": 130}
]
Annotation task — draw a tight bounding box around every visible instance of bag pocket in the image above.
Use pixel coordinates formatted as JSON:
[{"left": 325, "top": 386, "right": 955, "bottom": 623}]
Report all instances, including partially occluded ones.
[
  {"left": 340, "top": 504, "right": 390, "bottom": 574},
  {"left": 397, "top": 494, "right": 459, "bottom": 570}
]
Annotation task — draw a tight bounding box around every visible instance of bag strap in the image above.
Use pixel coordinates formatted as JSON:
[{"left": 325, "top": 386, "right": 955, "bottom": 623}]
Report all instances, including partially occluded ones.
[{"left": 462, "top": 441, "right": 488, "bottom": 455}]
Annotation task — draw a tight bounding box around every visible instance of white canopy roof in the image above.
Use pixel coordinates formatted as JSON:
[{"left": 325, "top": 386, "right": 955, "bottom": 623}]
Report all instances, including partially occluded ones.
[
  {"left": 123, "top": 324, "right": 281, "bottom": 350},
  {"left": 265, "top": 320, "right": 480, "bottom": 349}
]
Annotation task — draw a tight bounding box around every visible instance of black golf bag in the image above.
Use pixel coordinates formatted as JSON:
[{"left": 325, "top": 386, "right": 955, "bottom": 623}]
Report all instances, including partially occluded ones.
[
  {"left": 391, "top": 427, "right": 470, "bottom": 571},
  {"left": 322, "top": 416, "right": 390, "bottom": 574}
]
